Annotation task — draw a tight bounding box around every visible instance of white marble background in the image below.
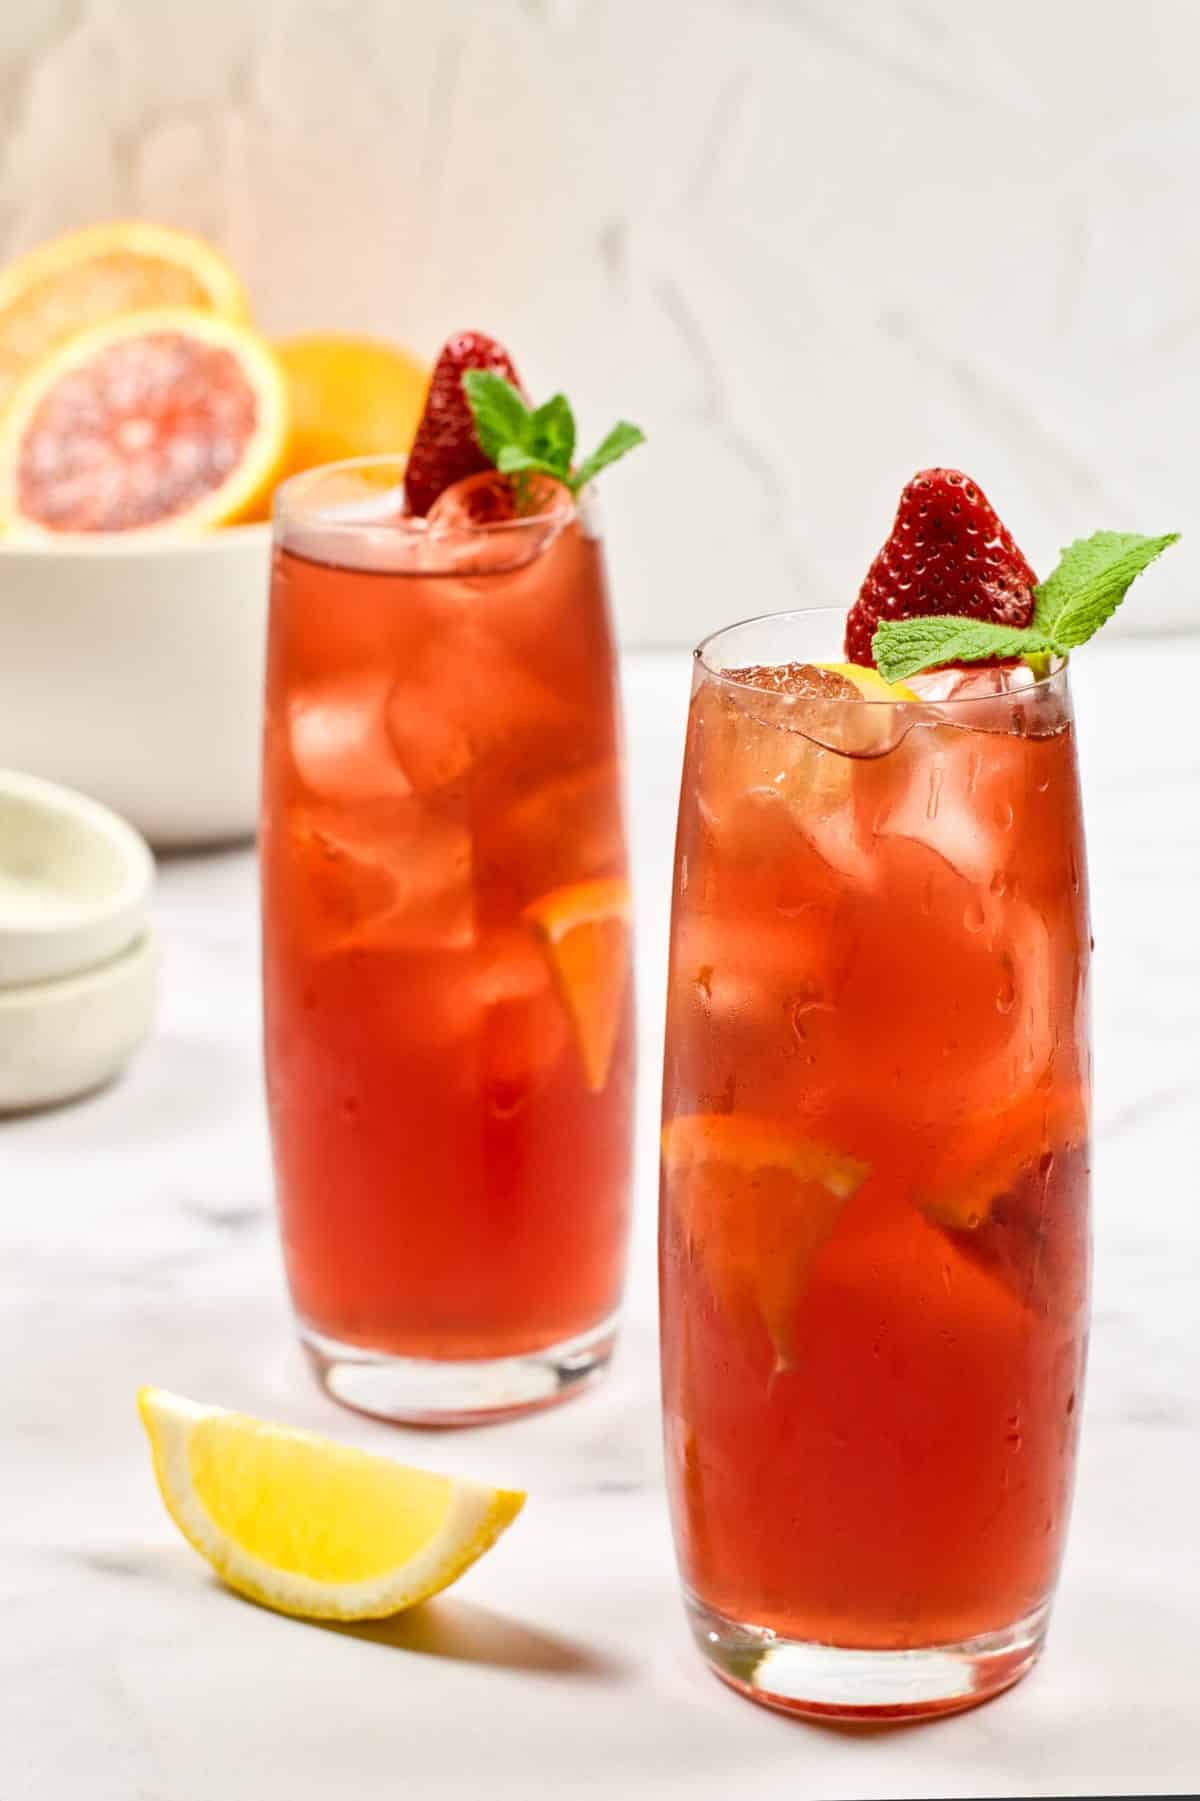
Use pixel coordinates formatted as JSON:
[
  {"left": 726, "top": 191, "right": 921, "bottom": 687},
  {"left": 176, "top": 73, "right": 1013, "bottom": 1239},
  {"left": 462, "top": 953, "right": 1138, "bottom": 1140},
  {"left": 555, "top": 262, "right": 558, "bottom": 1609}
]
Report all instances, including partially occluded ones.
[{"left": 2, "top": 0, "right": 1198, "bottom": 643}]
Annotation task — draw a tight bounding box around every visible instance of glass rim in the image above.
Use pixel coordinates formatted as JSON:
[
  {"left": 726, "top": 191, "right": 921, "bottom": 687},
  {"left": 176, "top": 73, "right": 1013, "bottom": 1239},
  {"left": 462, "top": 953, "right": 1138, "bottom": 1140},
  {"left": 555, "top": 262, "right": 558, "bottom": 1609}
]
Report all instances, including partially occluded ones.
[
  {"left": 273, "top": 452, "right": 578, "bottom": 539},
  {"left": 695, "top": 605, "right": 1067, "bottom": 707}
]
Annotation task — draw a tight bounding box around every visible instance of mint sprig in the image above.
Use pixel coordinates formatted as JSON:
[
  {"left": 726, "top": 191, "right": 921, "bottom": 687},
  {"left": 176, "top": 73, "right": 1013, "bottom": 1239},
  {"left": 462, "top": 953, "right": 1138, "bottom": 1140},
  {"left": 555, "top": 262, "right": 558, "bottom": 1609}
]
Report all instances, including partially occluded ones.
[
  {"left": 872, "top": 530, "right": 1179, "bottom": 683},
  {"left": 463, "top": 369, "right": 644, "bottom": 495}
]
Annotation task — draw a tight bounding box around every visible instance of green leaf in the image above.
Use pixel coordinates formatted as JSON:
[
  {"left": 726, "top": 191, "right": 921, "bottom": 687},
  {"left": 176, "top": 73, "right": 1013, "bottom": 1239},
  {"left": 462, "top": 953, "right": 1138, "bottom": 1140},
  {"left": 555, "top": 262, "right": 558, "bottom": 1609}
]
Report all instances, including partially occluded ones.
[
  {"left": 1033, "top": 530, "right": 1179, "bottom": 649},
  {"left": 873, "top": 616, "right": 1048, "bottom": 684},
  {"left": 571, "top": 421, "right": 646, "bottom": 493},
  {"left": 462, "top": 365, "right": 643, "bottom": 494},
  {"left": 461, "top": 369, "right": 532, "bottom": 464},
  {"left": 528, "top": 394, "right": 575, "bottom": 477},
  {"left": 495, "top": 445, "right": 568, "bottom": 482}
]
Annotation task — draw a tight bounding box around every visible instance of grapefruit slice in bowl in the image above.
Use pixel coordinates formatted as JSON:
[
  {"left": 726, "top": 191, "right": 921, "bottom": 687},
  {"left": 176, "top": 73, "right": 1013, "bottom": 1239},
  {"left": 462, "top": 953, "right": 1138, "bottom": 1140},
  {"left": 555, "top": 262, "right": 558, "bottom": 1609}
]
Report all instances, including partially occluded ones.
[
  {"left": 0, "top": 307, "right": 288, "bottom": 538},
  {"left": 0, "top": 220, "right": 249, "bottom": 410}
]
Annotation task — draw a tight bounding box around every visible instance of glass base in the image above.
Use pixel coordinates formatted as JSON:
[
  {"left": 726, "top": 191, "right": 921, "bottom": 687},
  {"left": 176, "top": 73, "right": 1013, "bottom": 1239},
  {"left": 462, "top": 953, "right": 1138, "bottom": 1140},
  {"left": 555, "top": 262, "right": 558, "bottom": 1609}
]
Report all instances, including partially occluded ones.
[
  {"left": 299, "top": 1313, "right": 618, "bottom": 1426},
  {"left": 685, "top": 1591, "right": 1050, "bottom": 1721}
]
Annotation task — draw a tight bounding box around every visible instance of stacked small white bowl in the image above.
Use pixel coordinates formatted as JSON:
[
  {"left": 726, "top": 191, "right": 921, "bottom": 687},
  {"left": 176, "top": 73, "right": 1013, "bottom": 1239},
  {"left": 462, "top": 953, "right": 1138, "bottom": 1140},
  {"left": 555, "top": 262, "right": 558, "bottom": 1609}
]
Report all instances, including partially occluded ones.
[{"left": 0, "top": 770, "right": 158, "bottom": 1112}]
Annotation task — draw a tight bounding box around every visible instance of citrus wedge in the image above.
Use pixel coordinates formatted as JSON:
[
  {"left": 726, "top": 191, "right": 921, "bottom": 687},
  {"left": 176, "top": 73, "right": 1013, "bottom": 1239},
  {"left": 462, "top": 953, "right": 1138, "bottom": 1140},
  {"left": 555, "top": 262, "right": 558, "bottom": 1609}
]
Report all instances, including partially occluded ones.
[
  {"left": 138, "top": 1388, "right": 525, "bottom": 1621},
  {"left": 914, "top": 1085, "right": 1088, "bottom": 1233},
  {"left": 524, "top": 876, "right": 631, "bottom": 1093},
  {"left": 818, "top": 661, "right": 919, "bottom": 702},
  {"left": 0, "top": 308, "right": 288, "bottom": 538},
  {"left": 911, "top": 1088, "right": 1090, "bottom": 1319},
  {"left": 662, "top": 1113, "right": 869, "bottom": 1368},
  {"left": 275, "top": 333, "right": 429, "bottom": 479},
  {"left": 0, "top": 220, "right": 248, "bottom": 409}
]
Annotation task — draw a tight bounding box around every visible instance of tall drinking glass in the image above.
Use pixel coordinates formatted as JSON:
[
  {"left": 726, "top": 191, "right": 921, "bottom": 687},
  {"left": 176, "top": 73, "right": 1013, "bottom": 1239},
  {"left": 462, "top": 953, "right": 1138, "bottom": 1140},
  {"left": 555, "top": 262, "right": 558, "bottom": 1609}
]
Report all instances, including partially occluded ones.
[
  {"left": 660, "top": 608, "right": 1091, "bottom": 1718},
  {"left": 263, "top": 459, "right": 634, "bottom": 1424}
]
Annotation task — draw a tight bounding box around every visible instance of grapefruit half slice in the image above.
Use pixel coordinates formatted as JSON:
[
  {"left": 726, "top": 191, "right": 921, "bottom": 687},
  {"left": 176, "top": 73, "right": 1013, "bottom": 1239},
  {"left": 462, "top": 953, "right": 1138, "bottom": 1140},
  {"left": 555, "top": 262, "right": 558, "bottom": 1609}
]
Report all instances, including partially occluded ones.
[
  {"left": 0, "top": 220, "right": 249, "bottom": 409},
  {"left": 0, "top": 307, "right": 288, "bottom": 538}
]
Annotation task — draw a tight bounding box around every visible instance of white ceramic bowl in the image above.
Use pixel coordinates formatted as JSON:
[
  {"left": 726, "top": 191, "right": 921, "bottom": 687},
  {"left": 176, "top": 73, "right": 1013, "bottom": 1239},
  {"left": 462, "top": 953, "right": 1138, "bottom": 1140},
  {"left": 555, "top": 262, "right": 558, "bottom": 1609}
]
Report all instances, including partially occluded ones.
[
  {"left": 0, "top": 928, "right": 159, "bottom": 1113},
  {"left": 0, "top": 525, "right": 270, "bottom": 848},
  {"left": 0, "top": 769, "right": 154, "bottom": 987}
]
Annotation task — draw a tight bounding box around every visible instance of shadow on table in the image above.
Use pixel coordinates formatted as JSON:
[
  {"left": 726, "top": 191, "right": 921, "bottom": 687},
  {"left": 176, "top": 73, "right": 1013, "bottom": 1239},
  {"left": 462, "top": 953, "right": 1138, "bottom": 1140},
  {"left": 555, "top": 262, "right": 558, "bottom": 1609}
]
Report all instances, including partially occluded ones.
[{"left": 320, "top": 1595, "right": 630, "bottom": 1683}]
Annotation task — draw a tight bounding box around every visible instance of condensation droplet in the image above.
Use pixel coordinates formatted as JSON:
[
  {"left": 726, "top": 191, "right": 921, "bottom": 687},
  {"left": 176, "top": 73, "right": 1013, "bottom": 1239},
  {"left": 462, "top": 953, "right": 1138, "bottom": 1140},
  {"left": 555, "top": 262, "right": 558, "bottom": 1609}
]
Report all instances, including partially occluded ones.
[
  {"left": 963, "top": 896, "right": 987, "bottom": 934},
  {"left": 989, "top": 868, "right": 1008, "bottom": 897},
  {"left": 993, "top": 799, "right": 1015, "bottom": 831},
  {"left": 966, "top": 749, "right": 983, "bottom": 796},
  {"left": 926, "top": 766, "right": 944, "bottom": 821},
  {"left": 996, "top": 957, "right": 1017, "bottom": 1014}
]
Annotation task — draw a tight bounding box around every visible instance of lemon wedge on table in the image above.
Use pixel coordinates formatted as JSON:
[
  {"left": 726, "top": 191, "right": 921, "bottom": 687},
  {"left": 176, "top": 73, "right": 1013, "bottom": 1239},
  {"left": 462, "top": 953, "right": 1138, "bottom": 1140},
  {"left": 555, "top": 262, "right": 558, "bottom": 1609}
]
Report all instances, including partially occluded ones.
[{"left": 138, "top": 1388, "right": 525, "bottom": 1621}]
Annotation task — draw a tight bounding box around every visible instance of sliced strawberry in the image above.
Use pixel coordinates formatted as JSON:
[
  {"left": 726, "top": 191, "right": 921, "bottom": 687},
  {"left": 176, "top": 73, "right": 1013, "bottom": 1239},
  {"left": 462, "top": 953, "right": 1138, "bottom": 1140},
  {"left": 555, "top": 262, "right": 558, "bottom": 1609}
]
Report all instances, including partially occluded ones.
[
  {"left": 845, "top": 468, "right": 1038, "bottom": 666},
  {"left": 404, "top": 331, "right": 525, "bottom": 516}
]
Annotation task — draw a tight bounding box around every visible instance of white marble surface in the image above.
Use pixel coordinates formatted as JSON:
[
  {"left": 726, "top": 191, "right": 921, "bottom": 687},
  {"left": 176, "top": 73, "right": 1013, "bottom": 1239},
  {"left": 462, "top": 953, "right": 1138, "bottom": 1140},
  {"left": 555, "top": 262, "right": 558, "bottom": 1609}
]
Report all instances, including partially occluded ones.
[
  {"left": 3, "top": 644, "right": 1198, "bottom": 1799},
  {"left": 3, "top": 0, "right": 1200, "bottom": 643}
]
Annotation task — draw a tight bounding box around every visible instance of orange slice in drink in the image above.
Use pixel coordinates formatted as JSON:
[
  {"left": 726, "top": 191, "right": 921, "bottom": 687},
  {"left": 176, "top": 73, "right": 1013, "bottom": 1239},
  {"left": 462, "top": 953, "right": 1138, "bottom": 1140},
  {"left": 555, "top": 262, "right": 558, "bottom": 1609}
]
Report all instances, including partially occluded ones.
[
  {"left": 0, "top": 307, "right": 288, "bottom": 537},
  {"left": 524, "top": 877, "right": 632, "bottom": 1093},
  {"left": 915, "top": 1085, "right": 1088, "bottom": 1233},
  {"left": 914, "top": 1085, "right": 1090, "bottom": 1317},
  {"left": 662, "top": 1113, "right": 869, "bottom": 1368},
  {"left": 0, "top": 220, "right": 249, "bottom": 409}
]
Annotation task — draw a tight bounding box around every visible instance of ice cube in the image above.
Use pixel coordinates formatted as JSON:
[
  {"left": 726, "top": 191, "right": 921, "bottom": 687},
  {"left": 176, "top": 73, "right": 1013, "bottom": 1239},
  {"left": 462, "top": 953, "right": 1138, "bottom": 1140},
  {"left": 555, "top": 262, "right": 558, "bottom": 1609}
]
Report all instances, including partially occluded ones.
[
  {"left": 477, "top": 761, "right": 625, "bottom": 901},
  {"left": 393, "top": 926, "right": 570, "bottom": 1108},
  {"left": 288, "top": 798, "right": 474, "bottom": 953},
  {"left": 289, "top": 672, "right": 413, "bottom": 802},
  {"left": 905, "top": 662, "right": 1038, "bottom": 704},
  {"left": 690, "top": 681, "right": 870, "bottom": 884},
  {"left": 903, "top": 661, "right": 1073, "bottom": 741},
  {"left": 719, "top": 661, "right": 911, "bottom": 758},
  {"left": 424, "top": 472, "right": 574, "bottom": 573},
  {"left": 870, "top": 723, "right": 995, "bottom": 884},
  {"left": 386, "top": 683, "right": 475, "bottom": 794},
  {"left": 722, "top": 662, "right": 860, "bottom": 701},
  {"left": 388, "top": 617, "right": 580, "bottom": 794}
]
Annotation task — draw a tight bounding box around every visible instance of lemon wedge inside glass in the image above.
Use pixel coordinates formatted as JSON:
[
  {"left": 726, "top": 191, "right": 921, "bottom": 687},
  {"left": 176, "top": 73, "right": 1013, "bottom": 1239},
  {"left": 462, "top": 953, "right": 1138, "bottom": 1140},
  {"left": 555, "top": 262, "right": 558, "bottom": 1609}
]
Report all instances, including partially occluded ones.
[{"left": 817, "top": 661, "right": 919, "bottom": 701}]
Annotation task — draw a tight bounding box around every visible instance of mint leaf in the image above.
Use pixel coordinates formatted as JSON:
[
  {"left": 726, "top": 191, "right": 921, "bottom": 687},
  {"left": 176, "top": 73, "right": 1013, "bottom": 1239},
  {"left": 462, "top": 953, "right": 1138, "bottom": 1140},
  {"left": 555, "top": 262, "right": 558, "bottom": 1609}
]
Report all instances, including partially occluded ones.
[
  {"left": 572, "top": 421, "right": 645, "bottom": 493},
  {"left": 461, "top": 370, "right": 532, "bottom": 465},
  {"left": 528, "top": 394, "right": 575, "bottom": 475},
  {"left": 495, "top": 446, "right": 567, "bottom": 482},
  {"left": 463, "top": 367, "right": 644, "bottom": 495},
  {"left": 870, "top": 527, "right": 1179, "bottom": 679},
  {"left": 1033, "top": 530, "right": 1178, "bottom": 649},
  {"left": 873, "top": 616, "right": 1048, "bottom": 684}
]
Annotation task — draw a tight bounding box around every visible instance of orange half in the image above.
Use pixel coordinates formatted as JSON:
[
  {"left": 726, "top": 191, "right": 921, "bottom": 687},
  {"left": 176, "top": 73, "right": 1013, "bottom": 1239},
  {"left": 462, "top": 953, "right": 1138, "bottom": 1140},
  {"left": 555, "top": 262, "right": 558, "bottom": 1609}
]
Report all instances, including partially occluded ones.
[
  {"left": 0, "top": 307, "right": 288, "bottom": 538},
  {"left": 0, "top": 220, "right": 249, "bottom": 409},
  {"left": 662, "top": 1113, "right": 869, "bottom": 1368},
  {"left": 524, "top": 877, "right": 632, "bottom": 1093},
  {"left": 274, "top": 333, "right": 429, "bottom": 480}
]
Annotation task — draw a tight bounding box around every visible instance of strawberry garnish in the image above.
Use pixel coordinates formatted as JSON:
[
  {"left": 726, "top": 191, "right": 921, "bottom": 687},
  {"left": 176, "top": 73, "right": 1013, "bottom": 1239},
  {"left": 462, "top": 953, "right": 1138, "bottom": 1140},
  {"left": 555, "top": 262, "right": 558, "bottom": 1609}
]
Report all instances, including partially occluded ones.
[
  {"left": 405, "top": 331, "right": 525, "bottom": 516},
  {"left": 845, "top": 468, "right": 1037, "bottom": 667}
]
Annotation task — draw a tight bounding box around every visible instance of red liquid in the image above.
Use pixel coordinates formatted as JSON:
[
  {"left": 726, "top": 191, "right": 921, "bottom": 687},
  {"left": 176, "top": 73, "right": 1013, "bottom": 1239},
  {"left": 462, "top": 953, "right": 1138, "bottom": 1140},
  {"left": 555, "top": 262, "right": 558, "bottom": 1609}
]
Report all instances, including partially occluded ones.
[
  {"left": 661, "top": 667, "right": 1090, "bottom": 1648},
  {"left": 262, "top": 514, "right": 634, "bottom": 1360}
]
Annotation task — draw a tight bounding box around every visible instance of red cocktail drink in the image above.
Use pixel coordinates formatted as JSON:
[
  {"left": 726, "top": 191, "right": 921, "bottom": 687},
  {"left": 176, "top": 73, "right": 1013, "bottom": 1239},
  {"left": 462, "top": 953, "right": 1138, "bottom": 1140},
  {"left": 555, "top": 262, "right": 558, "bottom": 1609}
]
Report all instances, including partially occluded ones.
[
  {"left": 661, "top": 608, "right": 1091, "bottom": 1716},
  {"left": 263, "top": 459, "right": 634, "bottom": 1422}
]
